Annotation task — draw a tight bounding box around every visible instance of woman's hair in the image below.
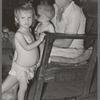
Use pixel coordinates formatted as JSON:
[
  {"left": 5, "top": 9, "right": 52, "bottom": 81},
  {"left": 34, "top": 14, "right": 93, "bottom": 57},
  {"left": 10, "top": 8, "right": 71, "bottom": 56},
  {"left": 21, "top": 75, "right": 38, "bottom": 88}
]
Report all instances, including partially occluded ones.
[
  {"left": 37, "top": 3, "right": 55, "bottom": 20},
  {"left": 14, "top": 2, "right": 36, "bottom": 27}
]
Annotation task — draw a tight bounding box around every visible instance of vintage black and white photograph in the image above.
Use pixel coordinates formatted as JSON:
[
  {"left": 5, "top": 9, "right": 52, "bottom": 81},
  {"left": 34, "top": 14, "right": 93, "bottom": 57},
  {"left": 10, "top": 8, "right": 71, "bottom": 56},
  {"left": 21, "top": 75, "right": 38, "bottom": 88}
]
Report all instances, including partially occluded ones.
[{"left": 2, "top": 0, "right": 98, "bottom": 100}]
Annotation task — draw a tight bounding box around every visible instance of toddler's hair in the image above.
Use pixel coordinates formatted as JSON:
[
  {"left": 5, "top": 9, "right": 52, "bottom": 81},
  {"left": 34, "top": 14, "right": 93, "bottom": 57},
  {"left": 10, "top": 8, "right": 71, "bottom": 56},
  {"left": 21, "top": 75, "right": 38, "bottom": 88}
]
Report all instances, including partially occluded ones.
[
  {"left": 14, "top": 2, "right": 36, "bottom": 27},
  {"left": 37, "top": 4, "right": 55, "bottom": 20}
]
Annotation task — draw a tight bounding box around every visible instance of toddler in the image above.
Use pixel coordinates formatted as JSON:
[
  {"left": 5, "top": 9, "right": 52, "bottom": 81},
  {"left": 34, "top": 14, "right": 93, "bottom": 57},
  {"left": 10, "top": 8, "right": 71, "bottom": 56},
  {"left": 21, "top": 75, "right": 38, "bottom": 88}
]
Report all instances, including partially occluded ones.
[{"left": 2, "top": 2, "right": 45, "bottom": 100}]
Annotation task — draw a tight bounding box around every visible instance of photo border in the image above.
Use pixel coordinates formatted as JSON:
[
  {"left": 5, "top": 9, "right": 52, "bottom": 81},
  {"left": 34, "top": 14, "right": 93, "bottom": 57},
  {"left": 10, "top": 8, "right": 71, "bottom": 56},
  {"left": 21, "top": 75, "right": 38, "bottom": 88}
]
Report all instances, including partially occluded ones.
[
  {"left": 0, "top": 0, "right": 99, "bottom": 100},
  {"left": 0, "top": 0, "right": 2, "bottom": 99},
  {"left": 98, "top": 0, "right": 100, "bottom": 100}
]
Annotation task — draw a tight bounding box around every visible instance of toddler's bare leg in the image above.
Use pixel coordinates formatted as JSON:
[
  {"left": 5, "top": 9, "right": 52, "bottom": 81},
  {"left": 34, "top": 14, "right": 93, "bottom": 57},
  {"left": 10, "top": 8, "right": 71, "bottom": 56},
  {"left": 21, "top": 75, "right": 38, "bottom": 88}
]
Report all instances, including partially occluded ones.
[
  {"left": 18, "top": 75, "right": 28, "bottom": 100},
  {"left": 2, "top": 75, "right": 18, "bottom": 93},
  {"left": 12, "top": 83, "right": 19, "bottom": 97},
  {"left": 2, "top": 84, "right": 18, "bottom": 100}
]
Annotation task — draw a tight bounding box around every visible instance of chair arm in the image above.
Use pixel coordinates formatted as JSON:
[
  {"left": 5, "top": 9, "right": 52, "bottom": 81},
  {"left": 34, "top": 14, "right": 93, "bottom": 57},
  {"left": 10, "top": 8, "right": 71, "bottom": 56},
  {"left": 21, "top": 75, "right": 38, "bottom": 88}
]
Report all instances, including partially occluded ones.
[
  {"left": 44, "top": 32, "right": 97, "bottom": 40},
  {"left": 41, "top": 32, "right": 97, "bottom": 65}
]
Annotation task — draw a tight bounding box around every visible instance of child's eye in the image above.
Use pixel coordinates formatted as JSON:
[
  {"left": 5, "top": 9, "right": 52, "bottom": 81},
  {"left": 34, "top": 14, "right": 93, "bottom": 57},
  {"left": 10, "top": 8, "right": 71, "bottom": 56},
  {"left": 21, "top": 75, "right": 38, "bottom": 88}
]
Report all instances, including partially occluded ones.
[
  {"left": 21, "top": 17, "right": 24, "bottom": 19},
  {"left": 29, "top": 17, "right": 32, "bottom": 19}
]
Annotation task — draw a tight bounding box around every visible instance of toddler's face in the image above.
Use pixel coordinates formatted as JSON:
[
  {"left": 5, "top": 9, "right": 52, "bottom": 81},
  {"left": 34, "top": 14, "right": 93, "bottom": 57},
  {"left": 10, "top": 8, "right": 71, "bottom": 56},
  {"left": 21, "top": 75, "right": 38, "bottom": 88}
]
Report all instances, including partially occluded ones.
[{"left": 16, "top": 10, "right": 33, "bottom": 28}]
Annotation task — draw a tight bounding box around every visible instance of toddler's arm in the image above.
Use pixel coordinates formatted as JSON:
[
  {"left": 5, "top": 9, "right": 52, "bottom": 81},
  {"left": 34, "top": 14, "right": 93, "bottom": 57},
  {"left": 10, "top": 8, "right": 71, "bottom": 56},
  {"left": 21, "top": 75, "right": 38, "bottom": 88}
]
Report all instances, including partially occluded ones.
[{"left": 15, "top": 32, "right": 45, "bottom": 51}]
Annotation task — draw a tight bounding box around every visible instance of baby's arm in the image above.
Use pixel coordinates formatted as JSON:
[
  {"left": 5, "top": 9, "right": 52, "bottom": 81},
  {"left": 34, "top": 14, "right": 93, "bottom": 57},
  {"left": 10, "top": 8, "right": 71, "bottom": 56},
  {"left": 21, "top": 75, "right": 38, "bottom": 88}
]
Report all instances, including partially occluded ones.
[
  {"left": 15, "top": 32, "right": 45, "bottom": 51},
  {"left": 37, "top": 24, "right": 55, "bottom": 67},
  {"left": 37, "top": 41, "right": 45, "bottom": 67},
  {"left": 13, "top": 50, "right": 17, "bottom": 61},
  {"left": 47, "top": 24, "right": 55, "bottom": 33}
]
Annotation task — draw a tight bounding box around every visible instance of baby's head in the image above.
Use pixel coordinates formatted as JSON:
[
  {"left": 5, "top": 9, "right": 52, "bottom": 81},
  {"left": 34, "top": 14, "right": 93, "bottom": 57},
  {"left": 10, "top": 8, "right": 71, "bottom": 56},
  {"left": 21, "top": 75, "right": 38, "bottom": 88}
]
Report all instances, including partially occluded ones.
[
  {"left": 14, "top": 2, "right": 36, "bottom": 27},
  {"left": 37, "top": 4, "right": 55, "bottom": 21}
]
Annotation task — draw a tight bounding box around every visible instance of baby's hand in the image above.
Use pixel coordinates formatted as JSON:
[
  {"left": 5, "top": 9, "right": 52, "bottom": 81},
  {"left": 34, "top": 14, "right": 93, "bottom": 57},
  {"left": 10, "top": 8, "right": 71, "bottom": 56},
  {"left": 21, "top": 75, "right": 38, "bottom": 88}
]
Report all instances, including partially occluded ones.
[{"left": 39, "top": 33, "right": 46, "bottom": 42}]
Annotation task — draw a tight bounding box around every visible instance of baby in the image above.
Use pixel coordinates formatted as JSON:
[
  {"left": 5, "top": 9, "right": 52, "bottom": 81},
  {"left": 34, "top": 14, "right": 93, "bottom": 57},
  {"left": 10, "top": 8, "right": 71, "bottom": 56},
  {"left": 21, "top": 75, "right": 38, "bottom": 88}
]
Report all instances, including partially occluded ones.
[{"left": 35, "top": 3, "right": 55, "bottom": 64}]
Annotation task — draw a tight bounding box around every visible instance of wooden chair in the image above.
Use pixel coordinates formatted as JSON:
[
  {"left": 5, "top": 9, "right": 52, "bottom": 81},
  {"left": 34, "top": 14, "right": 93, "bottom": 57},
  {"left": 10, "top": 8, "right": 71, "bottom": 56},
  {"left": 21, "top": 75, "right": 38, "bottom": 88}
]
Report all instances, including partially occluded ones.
[
  {"left": 27, "top": 33, "right": 97, "bottom": 100},
  {"left": 27, "top": 13, "right": 97, "bottom": 100}
]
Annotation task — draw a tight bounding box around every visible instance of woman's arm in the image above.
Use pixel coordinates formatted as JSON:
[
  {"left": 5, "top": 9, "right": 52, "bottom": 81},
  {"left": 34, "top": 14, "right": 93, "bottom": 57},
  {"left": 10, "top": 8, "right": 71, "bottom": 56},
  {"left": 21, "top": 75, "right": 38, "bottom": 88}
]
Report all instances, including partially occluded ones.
[{"left": 53, "top": 10, "right": 81, "bottom": 48}]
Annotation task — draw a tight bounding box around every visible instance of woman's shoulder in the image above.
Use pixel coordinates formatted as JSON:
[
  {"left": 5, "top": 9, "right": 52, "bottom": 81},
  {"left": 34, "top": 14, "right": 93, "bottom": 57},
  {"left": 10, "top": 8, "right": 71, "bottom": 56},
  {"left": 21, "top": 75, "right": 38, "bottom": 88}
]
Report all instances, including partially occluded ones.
[{"left": 71, "top": 2, "right": 83, "bottom": 15}]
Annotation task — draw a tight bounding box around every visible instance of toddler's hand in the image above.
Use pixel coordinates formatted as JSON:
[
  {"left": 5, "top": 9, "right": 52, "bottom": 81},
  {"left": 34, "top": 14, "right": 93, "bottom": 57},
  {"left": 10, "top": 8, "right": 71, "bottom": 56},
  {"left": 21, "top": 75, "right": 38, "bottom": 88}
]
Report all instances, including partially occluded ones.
[{"left": 39, "top": 33, "right": 46, "bottom": 42}]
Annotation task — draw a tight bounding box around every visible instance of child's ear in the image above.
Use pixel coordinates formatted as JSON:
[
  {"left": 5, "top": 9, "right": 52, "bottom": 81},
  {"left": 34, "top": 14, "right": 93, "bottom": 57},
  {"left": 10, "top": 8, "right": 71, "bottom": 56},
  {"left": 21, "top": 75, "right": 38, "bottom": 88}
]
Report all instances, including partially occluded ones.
[{"left": 15, "top": 17, "right": 19, "bottom": 23}]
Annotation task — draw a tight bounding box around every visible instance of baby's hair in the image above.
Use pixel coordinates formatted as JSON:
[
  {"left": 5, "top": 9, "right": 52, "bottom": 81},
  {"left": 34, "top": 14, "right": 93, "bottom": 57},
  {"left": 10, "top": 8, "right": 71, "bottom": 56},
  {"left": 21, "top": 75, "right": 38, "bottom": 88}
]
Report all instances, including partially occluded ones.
[
  {"left": 14, "top": 2, "right": 36, "bottom": 27},
  {"left": 37, "top": 3, "right": 55, "bottom": 20}
]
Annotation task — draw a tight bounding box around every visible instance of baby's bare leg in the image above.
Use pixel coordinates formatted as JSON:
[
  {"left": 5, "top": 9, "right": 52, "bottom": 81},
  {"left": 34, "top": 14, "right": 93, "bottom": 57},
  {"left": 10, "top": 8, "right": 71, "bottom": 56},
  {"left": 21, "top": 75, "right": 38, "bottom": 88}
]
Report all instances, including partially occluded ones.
[
  {"left": 18, "top": 74, "right": 28, "bottom": 100},
  {"left": 2, "top": 75, "right": 18, "bottom": 93}
]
